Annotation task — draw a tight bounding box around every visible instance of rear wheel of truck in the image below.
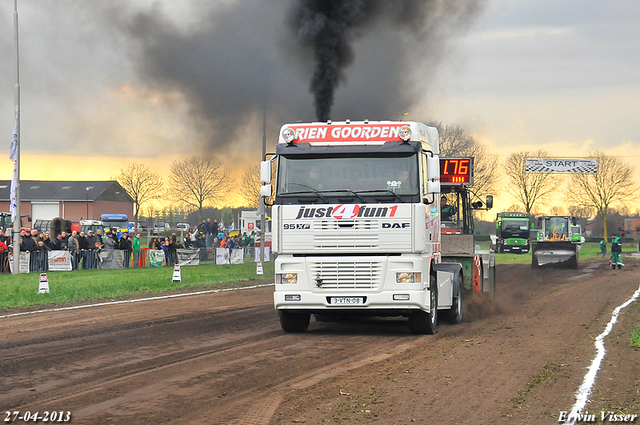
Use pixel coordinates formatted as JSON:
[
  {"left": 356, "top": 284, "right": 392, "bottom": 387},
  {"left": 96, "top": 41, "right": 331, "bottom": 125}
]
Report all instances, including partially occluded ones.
[
  {"left": 409, "top": 275, "right": 438, "bottom": 335},
  {"left": 278, "top": 311, "right": 310, "bottom": 333},
  {"left": 443, "top": 272, "right": 463, "bottom": 324}
]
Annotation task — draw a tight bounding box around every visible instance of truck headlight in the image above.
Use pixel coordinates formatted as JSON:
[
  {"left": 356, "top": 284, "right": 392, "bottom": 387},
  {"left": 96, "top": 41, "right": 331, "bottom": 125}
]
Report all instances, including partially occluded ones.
[
  {"left": 398, "top": 125, "right": 412, "bottom": 141},
  {"left": 276, "top": 273, "right": 298, "bottom": 284},
  {"left": 282, "top": 127, "right": 296, "bottom": 144},
  {"left": 396, "top": 272, "right": 421, "bottom": 283}
]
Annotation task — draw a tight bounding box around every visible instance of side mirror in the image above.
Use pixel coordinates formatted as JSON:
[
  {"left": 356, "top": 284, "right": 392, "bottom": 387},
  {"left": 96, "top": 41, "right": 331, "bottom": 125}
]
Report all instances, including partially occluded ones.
[
  {"left": 260, "top": 161, "right": 271, "bottom": 184},
  {"left": 426, "top": 156, "right": 439, "bottom": 181},
  {"left": 426, "top": 180, "right": 440, "bottom": 195},
  {"left": 260, "top": 185, "right": 272, "bottom": 198},
  {"left": 485, "top": 195, "right": 493, "bottom": 210}
]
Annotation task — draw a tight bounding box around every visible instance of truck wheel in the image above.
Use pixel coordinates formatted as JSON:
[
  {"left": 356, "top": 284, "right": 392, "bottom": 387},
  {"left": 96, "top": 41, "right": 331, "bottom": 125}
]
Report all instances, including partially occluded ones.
[
  {"left": 278, "top": 311, "right": 310, "bottom": 333},
  {"left": 444, "top": 272, "right": 463, "bottom": 324},
  {"left": 409, "top": 275, "right": 438, "bottom": 334}
]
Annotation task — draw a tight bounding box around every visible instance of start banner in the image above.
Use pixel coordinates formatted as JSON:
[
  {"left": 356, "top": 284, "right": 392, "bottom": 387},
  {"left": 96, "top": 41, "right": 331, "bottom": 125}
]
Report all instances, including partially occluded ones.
[{"left": 525, "top": 158, "right": 597, "bottom": 173}]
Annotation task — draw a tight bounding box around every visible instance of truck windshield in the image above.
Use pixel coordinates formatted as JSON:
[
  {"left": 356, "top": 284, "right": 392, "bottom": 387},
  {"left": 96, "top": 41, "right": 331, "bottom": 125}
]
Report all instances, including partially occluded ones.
[
  {"left": 545, "top": 217, "right": 568, "bottom": 238},
  {"left": 501, "top": 219, "right": 529, "bottom": 232},
  {"left": 276, "top": 154, "right": 419, "bottom": 204},
  {"left": 103, "top": 220, "right": 128, "bottom": 229}
]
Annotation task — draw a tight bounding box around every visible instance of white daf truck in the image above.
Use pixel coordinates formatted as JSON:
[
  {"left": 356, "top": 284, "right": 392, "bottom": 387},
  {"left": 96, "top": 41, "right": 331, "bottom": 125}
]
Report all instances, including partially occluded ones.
[{"left": 260, "top": 120, "right": 463, "bottom": 334}]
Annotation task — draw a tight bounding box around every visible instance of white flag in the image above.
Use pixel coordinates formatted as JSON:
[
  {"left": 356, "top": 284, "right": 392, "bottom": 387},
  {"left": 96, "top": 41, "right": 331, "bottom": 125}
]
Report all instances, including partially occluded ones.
[
  {"left": 10, "top": 160, "right": 17, "bottom": 222},
  {"left": 10, "top": 118, "right": 17, "bottom": 161}
]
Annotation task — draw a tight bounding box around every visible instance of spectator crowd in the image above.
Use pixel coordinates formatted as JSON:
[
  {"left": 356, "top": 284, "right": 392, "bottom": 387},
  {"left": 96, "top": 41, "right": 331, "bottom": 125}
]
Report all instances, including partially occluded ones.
[{"left": 0, "top": 217, "right": 259, "bottom": 273}]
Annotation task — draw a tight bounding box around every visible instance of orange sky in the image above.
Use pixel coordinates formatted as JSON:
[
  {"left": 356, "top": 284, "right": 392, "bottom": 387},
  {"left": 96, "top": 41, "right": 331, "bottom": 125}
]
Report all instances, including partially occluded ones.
[{"left": 2, "top": 153, "right": 251, "bottom": 210}]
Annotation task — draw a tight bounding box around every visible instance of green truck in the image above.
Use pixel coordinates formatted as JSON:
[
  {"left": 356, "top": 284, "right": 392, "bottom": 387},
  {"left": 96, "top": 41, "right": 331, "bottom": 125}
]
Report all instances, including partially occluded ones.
[{"left": 495, "top": 212, "right": 531, "bottom": 254}]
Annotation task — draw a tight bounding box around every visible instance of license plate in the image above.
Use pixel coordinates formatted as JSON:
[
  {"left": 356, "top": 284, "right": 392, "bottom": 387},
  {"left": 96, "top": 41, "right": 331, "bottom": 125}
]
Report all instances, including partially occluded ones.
[{"left": 330, "top": 297, "right": 364, "bottom": 305}]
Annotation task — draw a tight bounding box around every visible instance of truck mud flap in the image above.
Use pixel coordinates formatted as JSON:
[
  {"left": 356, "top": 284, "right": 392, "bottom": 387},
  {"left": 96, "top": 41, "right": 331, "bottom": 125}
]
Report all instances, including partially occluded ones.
[{"left": 433, "top": 263, "right": 462, "bottom": 310}]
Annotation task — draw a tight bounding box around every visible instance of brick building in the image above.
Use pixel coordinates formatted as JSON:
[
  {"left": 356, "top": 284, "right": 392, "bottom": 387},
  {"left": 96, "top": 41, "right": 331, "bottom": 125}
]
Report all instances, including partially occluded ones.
[{"left": 0, "top": 180, "right": 133, "bottom": 224}]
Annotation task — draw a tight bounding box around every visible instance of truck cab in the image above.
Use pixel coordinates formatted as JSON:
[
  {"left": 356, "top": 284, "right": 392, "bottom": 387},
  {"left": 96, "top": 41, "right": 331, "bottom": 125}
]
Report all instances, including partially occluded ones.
[
  {"left": 438, "top": 157, "right": 495, "bottom": 295},
  {"left": 495, "top": 212, "right": 531, "bottom": 254},
  {"left": 265, "top": 121, "right": 462, "bottom": 334}
]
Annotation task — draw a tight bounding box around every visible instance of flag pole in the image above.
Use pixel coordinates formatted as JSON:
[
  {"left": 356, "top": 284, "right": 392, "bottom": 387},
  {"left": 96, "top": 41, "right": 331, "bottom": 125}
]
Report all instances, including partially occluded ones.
[
  {"left": 12, "top": 0, "right": 21, "bottom": 274},
  {"left": 259, "top": 98, "right": 266, "bottom": 269}
]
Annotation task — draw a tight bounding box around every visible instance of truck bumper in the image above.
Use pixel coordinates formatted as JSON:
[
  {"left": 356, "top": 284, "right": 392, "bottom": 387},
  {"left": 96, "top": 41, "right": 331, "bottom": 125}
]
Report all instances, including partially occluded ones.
[{"left": 274, "top": 289, "right": 430, "bottom": 315}]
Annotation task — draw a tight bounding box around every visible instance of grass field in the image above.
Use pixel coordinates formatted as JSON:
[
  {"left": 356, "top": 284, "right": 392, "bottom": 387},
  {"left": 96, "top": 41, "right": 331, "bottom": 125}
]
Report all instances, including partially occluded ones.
[
  {"left": 0, "top": 261, "right": 274, "bottom": 311},
  {"left": 1, "top": 242, "right": 637, "bottom": 312}
]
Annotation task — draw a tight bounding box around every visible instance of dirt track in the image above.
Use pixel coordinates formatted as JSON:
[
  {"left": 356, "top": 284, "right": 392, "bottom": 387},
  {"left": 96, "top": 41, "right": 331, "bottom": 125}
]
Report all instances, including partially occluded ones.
[{"left": 1, "top": 259, "right": 639, "bottom": 424}]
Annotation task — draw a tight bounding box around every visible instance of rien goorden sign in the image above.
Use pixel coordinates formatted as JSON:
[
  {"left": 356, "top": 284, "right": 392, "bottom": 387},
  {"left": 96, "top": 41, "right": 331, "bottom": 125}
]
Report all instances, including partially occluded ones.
[
  {"left": 289, "top": 124, "right": 405, "bottom": 142},
  {"left": 525, "top": 158, "right": 598, "bottom": 173}
]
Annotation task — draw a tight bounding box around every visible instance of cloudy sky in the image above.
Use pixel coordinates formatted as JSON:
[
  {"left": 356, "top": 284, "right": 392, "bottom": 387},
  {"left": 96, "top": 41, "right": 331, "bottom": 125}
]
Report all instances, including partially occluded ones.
[{"left": 1, "top": 0, "right": 639, "bottom": 210}]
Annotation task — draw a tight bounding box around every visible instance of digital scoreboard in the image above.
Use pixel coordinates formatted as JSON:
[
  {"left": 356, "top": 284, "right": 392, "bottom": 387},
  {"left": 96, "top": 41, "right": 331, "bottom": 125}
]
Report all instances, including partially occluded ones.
[{"left": 439, "top": 157, "right": 474, "bottom": 185}]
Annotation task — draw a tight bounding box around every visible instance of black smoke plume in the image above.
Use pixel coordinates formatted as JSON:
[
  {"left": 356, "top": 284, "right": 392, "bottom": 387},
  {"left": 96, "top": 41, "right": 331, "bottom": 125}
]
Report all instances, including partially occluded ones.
[
  {"left": 288, "top": 0, "right": 485, "bottom": 121},
  {"left": 101, "top": 0, "right": 485, "bottom": 152}
]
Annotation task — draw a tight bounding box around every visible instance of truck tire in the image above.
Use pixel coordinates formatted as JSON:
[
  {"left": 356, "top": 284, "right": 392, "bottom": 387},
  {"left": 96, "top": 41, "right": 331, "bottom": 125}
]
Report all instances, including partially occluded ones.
[
  {"left": 278, "top": 311, "right": 310, "bottom": 333},
  {"left": 444, "top": 272, "right": 463, "bottom": 324},
  {"left": 409, "top": 274, "right": 437, "bottom": 335}
]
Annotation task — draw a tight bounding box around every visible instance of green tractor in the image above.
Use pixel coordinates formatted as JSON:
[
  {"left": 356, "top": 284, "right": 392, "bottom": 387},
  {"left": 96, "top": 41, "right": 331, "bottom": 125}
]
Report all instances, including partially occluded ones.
[{"left": 531, "top": 216, "right": 583, "bottom": 268}]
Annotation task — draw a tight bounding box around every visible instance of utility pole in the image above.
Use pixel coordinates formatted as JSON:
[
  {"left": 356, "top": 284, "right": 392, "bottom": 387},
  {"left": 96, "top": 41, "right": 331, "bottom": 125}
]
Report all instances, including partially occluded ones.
[{"left": 11, "top": 0, "right": 21, "bottom": 274}]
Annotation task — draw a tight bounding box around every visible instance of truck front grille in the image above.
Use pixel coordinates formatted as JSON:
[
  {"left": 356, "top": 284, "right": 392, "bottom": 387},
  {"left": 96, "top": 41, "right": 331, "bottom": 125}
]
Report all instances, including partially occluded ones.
[{"left": 309, "top": 260, "right": 383, "bottom": 290}]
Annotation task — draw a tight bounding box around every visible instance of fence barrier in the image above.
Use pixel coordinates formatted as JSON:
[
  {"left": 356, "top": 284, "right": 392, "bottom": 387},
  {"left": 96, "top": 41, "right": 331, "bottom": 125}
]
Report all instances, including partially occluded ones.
[{"left": 0, "top": 247, "right": 269, "bottom": 274}]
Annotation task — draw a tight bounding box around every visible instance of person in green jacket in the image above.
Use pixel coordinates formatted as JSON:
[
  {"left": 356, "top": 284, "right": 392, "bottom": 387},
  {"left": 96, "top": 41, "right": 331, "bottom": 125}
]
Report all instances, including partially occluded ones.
[
  {"left": 599, "top": 238, "right": 607, "bottom": 256},
  {"left": 132, "top": 233, "right": 141, "bottom": 268},
  {"left": 611, "top": 235, "right": 623, "bottom": 269}
]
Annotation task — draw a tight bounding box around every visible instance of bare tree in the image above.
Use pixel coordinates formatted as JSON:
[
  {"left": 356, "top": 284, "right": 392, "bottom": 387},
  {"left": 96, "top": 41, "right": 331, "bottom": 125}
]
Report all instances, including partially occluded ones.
[
  {"left": 169, "top": 156, "right": 232, "bottom": 220},
  {"left": 567, "top": 205, "right": 595, "bottom": 220},
  {"left": 239, "top": 164, "right": 261, "bottom": 209},
  {"left": 566, "top": 151, "right": 638, "bottom": 240},
  {"left": 111, "top": 163, "right": 164, "bottom": 226},
  {"left": 428, "top": 122, "right": 499, "bottom": 200},
  {"left": 503, "top": 150, "right": 560, "bottom": 214},
  {"left": 505, "top": 203, "right": 524, "bottom": 212},
  {"left": 550, "top": 205, "right": 565, "bottom": 215},
  {"left": 239, "top": 162, "right": 276, "bottom": 209}
]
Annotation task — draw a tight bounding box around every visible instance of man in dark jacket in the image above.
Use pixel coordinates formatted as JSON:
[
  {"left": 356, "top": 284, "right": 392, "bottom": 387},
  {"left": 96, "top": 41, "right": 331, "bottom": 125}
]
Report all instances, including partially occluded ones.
[
  {"left": 59, "top": 232, "right": 68, "bottom": 250},
  {"left": 21, "top": 229, "right": 38, "bottom": 252},
  {"left": 611, "top": 234, "right": 623, "bottom": 270},
  {"left": 86, "top": 231, "right": 97, "bottom": 269},
  {"left": 51, "top": 234, "right": 64, "bottom": 250},
  {"left": 118, "top": 232, "right": 133, "bottom": 268},
  {"left": 94, "top": 229, "right": 104, "bottom": 247},
  {"left": 78, "top": 231, "right": 90, "bottom": 269},
  {"left": 119, "top": 232, "right": 132, "bottom": 251},
  {"left": 86, "top": 231, "right": 96, "bottom": 249},
  {"left": 67, "top": 231, "right": 80, "bottom": 270}
]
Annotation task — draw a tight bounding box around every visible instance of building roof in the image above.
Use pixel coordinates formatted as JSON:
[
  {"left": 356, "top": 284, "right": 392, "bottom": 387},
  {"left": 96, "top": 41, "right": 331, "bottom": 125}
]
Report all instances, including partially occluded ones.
[{"left": 0, "top": 180, "right": 133, "bottom": 203}]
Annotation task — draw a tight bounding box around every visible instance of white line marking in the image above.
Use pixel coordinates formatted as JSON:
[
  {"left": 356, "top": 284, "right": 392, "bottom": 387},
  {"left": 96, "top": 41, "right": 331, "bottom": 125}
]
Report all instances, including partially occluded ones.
[
  {"left": 0, "top": 283, "right": 275, "bottom": 320},
  {"left": 563, "top": 283, "right": 640, "bottom": 425}
]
